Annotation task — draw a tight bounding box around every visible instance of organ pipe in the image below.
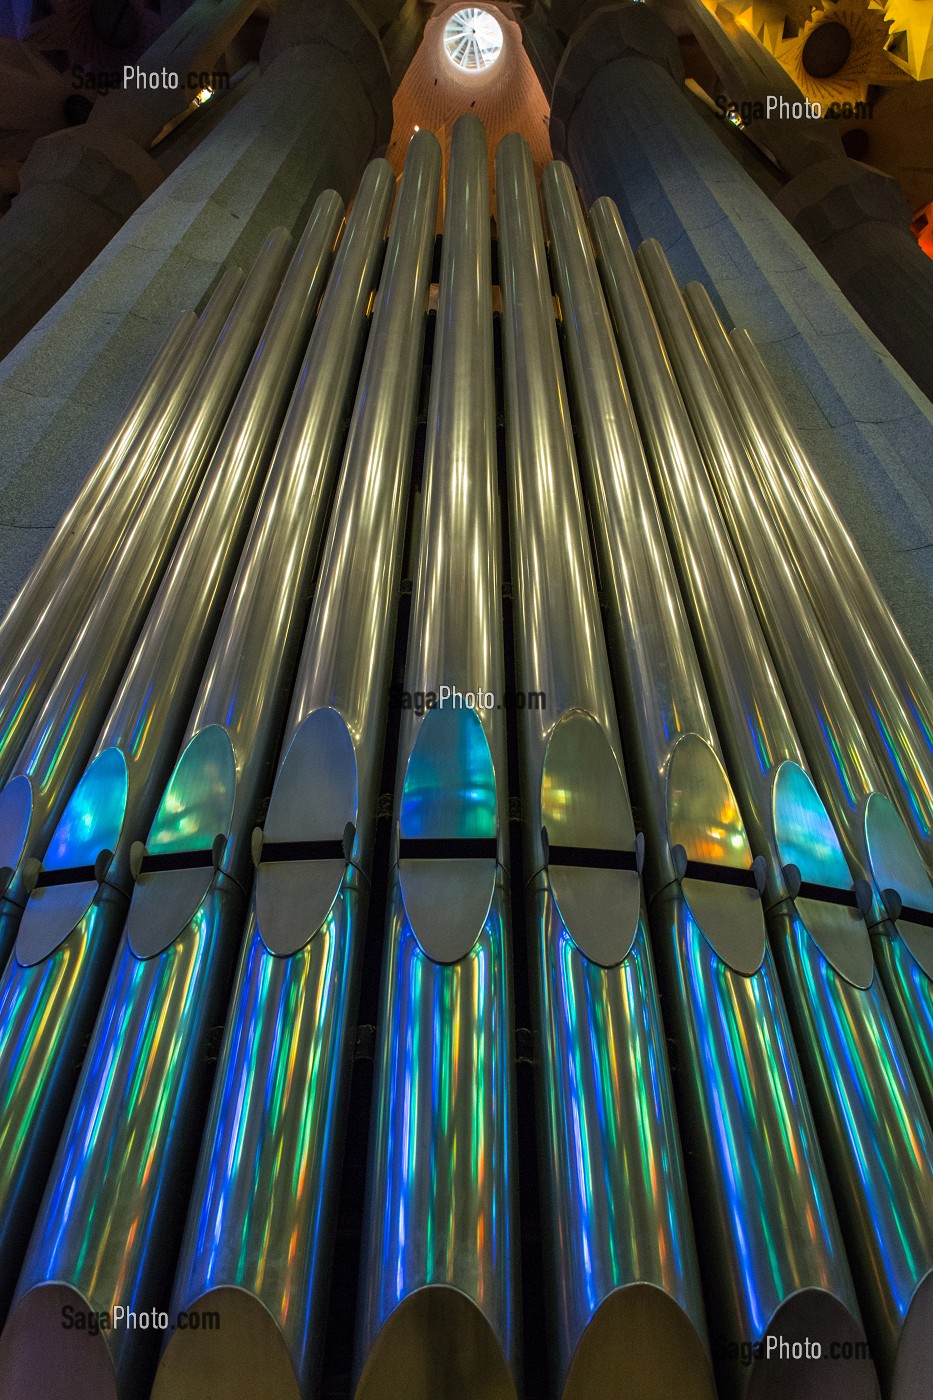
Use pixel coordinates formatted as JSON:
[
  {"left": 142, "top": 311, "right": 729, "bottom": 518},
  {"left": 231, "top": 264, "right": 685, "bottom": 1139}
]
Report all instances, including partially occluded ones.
[
  {"left": 153, "top": 146, "right": 429, "bottom": 1400},
  {"left": 356, "top": 114, "right": 518, "bottom": 1400},
  {"left": 0, "top": 190, "right": 342, "bottom": 1325},
  {"left": 592, "top": 202, "right": 933, "bottom": 1395},
  {"left": 542, "top": 158, "right": 869, "bottom": 1400},
  {"left": 496, "top": 132, "right": 712, "bottom": 1400}
]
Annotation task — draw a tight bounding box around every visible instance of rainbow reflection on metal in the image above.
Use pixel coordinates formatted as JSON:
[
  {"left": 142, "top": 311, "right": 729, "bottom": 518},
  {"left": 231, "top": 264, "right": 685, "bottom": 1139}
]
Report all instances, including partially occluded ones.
[
  {"left": 496, "top": 133, "right": 712, "bottom": 1400},
  {"left": 542, "top": 155, "right": 868, "bottom": 1400},
  {"left": 356, "top": 116, "right": 517, "bottom": 1400},
  {"left": 155, "top": 141, "right": 439, "bottom": 1400},
  {"left": 626, "top": 221, "right": 933, "bottom": 1396}
]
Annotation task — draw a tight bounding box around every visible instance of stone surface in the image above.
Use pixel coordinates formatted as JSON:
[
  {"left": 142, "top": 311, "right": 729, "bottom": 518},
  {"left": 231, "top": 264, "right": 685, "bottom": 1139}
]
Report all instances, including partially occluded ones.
[
  {"left": 18, "top": 126, "right": 162, "bottom": 220},
  {"left": 550, "top": 3, "right": 683, "bottom": 156},
  {"left": 775, "top": 155, "right": 910, "bottom": 243},
  {"left": 260, "top": 0, "right": 393, "bottom": 148},
  {"left": 0, "top": 0, "right": 266, "bottom": 357},
  {"left": 0, "top": 2, "right": 406, "bottom": 630},
  {"left": 551, "top": 11, "right": 933, "bottom": 677}
]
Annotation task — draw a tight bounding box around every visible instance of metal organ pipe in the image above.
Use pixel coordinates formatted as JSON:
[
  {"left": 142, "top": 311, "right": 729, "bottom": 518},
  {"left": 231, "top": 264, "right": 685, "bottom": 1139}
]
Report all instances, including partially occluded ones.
[
  {"left": 0, "top": 309, "right": 196, "bottom": 679},
  {"left": 495, "top": 132, "right": 713, "bottom": 1400},
  {"left": 0, "top": 186, "right": 380, "bottom": 1393},
  {"left": 589, "top": 201, "right": 933, "bottom": 1398},
  {"left": 672, "top": 274, "right": 920, "bottom": 915},
  {"left": 730, "top": 326, "right": 933, "bottom": 877},
  {"left": 637, "top": 255, "right": 895, "bottom": 926},
  {"left": 151, "top": 145, "right": 431, "bottom": 1400},
  {"left": 542, "top": 158, "right": 869, "bottom": 1400},
  {"left": 0, "top": 190, "right": 343, "bottom": 1324},
  {"left": 355, "top": 114, "right": 518, "bottom": 1400},
  {"left": 684, "top": 288, "right": 933, "bottom": 1120},
  {"left": 0, "top": 232, "right": 292, "bottom": 949},
  {"left": 0, "top": 111, "right": 929, "bottom": 1400},
  {"left": 0, "top": 268, "right": 244, "bottom": 773}
]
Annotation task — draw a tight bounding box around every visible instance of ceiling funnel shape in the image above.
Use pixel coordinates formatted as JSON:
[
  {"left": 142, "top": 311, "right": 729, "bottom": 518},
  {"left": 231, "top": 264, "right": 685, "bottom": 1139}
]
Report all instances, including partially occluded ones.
[{"left": 386, "top": 4, "right": 552, "bottom": 212}]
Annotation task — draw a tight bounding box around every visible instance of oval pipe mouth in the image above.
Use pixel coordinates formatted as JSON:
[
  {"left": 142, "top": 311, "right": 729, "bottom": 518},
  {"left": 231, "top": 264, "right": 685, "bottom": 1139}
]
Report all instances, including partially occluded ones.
[
  {"left": 562, "top": 1281, "right": 715, "bottom": 1400},
  {"left": 0, "top": 1283, "right": 119, "bottom": 1400},
  {"left": 152, "top": 1287, "right": 301, "bottom": 1400},
  {"left": 0, "top": 776, "right": 33, "bottom": 898},
  {"left": 16, "top": 747, "right": 129, "bottom": 966},
  {"left": 355, "top": 1284, "right": 516, "bottom": 1400},
  {"left": 126, "top": 725, "right": 237, "bottom": 959},
  {"left": 740, "top": 1288, "right": 878, "bottom": 1400}
]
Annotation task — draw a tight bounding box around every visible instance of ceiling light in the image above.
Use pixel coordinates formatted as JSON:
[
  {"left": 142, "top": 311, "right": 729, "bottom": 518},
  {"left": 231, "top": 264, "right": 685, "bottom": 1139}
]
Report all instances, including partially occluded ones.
[{"left": 443, "top": 8, "right": 504, "bottom": 72}]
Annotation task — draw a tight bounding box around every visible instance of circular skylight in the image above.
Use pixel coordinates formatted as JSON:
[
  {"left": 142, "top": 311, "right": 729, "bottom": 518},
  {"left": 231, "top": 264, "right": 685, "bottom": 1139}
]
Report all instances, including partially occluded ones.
[{"left": 443, "top": 8, "right": 504, "bottom": 72}]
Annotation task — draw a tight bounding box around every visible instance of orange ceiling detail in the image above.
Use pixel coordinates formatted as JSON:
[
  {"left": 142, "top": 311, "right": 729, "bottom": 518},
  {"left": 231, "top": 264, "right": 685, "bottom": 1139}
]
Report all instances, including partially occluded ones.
[{"left": 386, "top": 1, "right": 552, "bottom": 218}]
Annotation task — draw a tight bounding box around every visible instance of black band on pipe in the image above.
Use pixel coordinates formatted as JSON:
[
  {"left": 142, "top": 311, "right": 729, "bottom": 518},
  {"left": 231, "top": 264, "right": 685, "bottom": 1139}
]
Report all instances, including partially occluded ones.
[
  {"left": 34, "top": 864, "right": 98, "bottom": 888},
  {"left": 261, "top": 839, "right": 347, "bottom": 863},
  {"left": 898, "top": 903, "right": 933, "bottom": 929},
  {"left": 140, "top": 849, "right": 215, "bottom": 874},
  {"left": 795, "top": 880, "right": 857, "bottom": 908},
  {"left": 683, "top": 860, "right": 758, "bottom": 889},
  {"left": 547, "top": 845, "right": 637, "bottom": 871},
  {"left": 399, "top": 837, "right": 499, "bottom": 860}
]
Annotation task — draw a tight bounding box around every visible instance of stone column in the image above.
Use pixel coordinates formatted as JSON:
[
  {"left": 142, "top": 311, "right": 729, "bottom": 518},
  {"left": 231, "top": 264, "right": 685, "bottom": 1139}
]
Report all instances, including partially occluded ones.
[
  {"left": 0, "top": 0, "right": 416, "bottom": 620},
  {"left": 0, "top": 0, "right": 262, "bottom": 359},
  {"left": 549, "top": 1, "right": 933, "bottom": 681},
  {"left": 647, "top": 0, "right": 845, "bottom": 173},
  {"left": 643, "top": 0, "right": 933, "bottom": 404},
  {"left": 773, "top": 157, "right": 933, "bottom": 405}
]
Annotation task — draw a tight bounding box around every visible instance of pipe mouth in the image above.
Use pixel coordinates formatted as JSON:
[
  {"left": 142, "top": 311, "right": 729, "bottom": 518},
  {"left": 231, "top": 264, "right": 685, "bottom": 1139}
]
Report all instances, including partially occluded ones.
[
  {"left": 891, "top": 1267, "right": 933, "bottom": 1400},
  {"left": 355, "top": 1284, "right": 516, "bottom": 1400},
  {"left": 741, "top": 1289, "right": 878, "bottom": 1400},
  {"left": 0, "top": 1284, "right": 118, "bottom": 1400},
  {"left": 562, "top": 1281, "right": 715, "bottom": 1400},
  {"left": 151, "top": 1287, "right": 301, "bottom": 1400}
]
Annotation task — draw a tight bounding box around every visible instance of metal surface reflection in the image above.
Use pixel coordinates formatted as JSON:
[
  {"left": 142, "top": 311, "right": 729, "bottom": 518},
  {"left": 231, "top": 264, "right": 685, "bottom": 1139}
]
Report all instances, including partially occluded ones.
[
  {"left": 0, "top": 310, "right": 195, "bottom": 681},
  {"left": 0, "top": 200, "right": 340, "bottom": 1325},
  {"left": 0, "top": 194, "right": 340, "bottom": 1326},
  {"left": 595, "top": 207, "right": 933, "bottom": 1396},
  {"left": 356, "top": 116, "right": 518, "bottom": 1400},
  {"left": 153, "top": 142, "right": 438, "bottom": 1400},
  {"left": 0, "top": 186, "right": 368, "bottom": 1399},
  {"left": 0, "top": 269, "right": 243, "bottom": 784},
  {"left": 542, "top": 157, "right": 866, "bottom": 1400},
  {"left": 0, "top": 109, "right": 931, "bottom": 1400},
  {"left": 684, "top": 286, "right": 933, "bottom": 1122},
  {"left": 497, "top": 134, "right": 711, "bottom": 1400},
  {"left": 732, "top": 326, "right": 933, "bottom": 878},
  {"left": 0, "top": 229, "right": 292, "bottom": 957}
]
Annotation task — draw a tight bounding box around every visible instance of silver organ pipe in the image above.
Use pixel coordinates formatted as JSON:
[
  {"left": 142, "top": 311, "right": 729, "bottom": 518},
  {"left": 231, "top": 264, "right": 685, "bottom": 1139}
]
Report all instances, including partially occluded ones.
[
  {"left": 0, "top": 115, "right": 930, "bottom": 1400},
  {"left": 355, "top": 114, "right": 518, "bottom": 1400},
  {"left": 0, "top": 190, "right": 342, "bottom": 1324},
  {"left": 542, "top": 158, "right": 870, "bottom": 1400},
  {"left": 496, "top": 133, "right": 712, "bottom": 1400}
]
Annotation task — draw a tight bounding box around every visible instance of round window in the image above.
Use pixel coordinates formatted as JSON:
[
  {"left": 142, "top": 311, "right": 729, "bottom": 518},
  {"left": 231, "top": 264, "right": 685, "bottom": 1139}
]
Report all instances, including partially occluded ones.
[{"left": 443, "top": 8, "right": 504, "bottom": 71}]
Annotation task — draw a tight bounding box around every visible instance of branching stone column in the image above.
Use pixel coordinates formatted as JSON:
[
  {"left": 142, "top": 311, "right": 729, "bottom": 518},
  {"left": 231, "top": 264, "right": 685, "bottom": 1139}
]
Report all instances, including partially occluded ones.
[
  {"left": 643, "top": 0, "right": 933, "bottom": 404},
  {"left": 774, "top": 158, "right": 933, "bottom": 404},
  {"left": 646, "top": 0, "right": 844, "bottom": 173},
  {"left": 0, "top": 0, "right": 408, "bottom": 620},
  {"left": 550, "top": 0, "right": 933, "bottom": 678},
  {"left": 0, "top": 0, "right": 262, "bottom": 359}
]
